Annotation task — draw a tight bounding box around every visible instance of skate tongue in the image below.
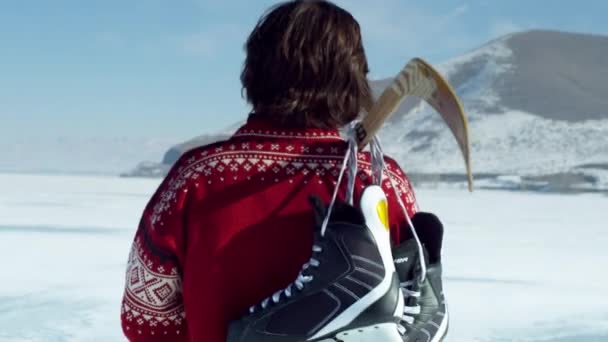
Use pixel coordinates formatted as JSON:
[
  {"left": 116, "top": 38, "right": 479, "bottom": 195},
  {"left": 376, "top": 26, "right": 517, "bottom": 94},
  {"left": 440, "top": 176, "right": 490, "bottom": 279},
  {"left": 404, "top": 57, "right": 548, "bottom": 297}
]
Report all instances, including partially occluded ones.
[
  {"left": 393, "top": 239, "right": 425, "bottom": 281},
  {"left": 308, "top": 195, "right": 365, "bottom": 235},
  {"left": 411, "top": 212, "right": 444, "bottom": 265}
]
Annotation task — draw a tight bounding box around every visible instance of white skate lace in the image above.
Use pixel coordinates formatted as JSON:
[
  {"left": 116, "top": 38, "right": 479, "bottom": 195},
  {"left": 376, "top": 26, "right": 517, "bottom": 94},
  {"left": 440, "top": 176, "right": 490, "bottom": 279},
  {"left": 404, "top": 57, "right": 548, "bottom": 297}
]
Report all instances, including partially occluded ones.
[
  {"left": 370, "top": 136, "right": 427, "bottom": 335},
  {"left": 248, "top": 134, "right": 429, "bottom": 322},
  {"left": 249, "top": 244, "right": 323, "bottom": 314},
  {"left": 397, "top": 280, "right": 422, "bottom": 335}
]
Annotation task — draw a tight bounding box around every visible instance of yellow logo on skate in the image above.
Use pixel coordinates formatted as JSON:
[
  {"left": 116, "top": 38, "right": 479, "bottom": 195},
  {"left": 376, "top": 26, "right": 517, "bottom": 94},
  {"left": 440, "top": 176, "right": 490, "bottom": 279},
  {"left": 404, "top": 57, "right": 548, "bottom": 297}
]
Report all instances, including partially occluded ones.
[{"left": 376, "top": 199, "right": 389, "bottom": 231}]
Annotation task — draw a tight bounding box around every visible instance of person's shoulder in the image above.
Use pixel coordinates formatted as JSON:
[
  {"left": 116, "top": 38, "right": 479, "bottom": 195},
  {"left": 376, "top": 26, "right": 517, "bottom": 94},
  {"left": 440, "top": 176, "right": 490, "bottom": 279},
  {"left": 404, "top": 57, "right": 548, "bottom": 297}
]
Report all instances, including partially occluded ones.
[
  {"left": 382, "top": 155, "right": 403, "bottom": 170},
  {"left": 166, "top": 137, "right": 233, "bottom": 178},
  {"left": 382, "top": 155, "right": 410, "bottom": 179}
]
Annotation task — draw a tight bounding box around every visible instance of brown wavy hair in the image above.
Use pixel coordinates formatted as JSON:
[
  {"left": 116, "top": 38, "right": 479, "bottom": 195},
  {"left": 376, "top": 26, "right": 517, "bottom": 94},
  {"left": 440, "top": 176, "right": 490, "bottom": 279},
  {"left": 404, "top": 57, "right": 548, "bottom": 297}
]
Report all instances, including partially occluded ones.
[{"left": 241, "top": 0, "right": 372, "bottom": 128}]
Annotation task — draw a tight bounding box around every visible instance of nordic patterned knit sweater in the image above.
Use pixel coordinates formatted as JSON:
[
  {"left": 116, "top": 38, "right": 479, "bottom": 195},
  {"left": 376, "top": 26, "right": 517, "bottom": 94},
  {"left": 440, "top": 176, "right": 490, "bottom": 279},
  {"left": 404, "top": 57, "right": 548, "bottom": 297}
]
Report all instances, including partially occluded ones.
[{"left": 120, "top": 115, "right": 418, "bottom": 341}]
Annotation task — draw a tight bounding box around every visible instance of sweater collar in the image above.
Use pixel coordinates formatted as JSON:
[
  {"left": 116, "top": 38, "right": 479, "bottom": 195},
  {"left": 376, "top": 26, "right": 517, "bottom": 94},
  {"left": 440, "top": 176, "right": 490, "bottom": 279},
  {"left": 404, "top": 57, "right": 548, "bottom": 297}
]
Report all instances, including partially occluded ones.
[{"left": 232, "top": 115, "right": 344, "bottom": 142}]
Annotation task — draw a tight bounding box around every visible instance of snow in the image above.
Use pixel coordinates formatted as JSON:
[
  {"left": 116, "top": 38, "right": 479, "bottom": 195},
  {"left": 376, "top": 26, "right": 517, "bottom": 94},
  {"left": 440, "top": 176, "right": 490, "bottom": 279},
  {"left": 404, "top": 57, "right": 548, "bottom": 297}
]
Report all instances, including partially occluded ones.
[
  {"left": 416, "top": 188, "right": 608, "bottom": 341},
  {"left": 383, "top": 108, "right": 608, "bottom": 177},
  {"left": 438, "top": 35, "right": 514, "bottom": 85},
  {"left": 0, "top": 174, "right": 161, "bottom": 341},
  {"left": 1, "top": 173, "right": 608, "bottom": 341}
]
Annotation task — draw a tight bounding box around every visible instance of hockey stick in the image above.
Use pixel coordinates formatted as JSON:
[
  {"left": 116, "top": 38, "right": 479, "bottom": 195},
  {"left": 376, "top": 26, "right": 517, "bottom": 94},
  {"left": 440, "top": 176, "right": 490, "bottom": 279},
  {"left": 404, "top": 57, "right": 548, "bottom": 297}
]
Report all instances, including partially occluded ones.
[{"left": 355, "top": 58, "right": 474, "bottom": 192}]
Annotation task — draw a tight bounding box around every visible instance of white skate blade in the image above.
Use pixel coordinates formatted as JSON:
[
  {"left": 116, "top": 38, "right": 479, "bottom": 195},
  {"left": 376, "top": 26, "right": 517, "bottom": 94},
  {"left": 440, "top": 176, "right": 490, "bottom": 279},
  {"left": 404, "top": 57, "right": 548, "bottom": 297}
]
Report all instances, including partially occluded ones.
[{"left": 315, "top": 323, "right": 403, "bottom": 342}]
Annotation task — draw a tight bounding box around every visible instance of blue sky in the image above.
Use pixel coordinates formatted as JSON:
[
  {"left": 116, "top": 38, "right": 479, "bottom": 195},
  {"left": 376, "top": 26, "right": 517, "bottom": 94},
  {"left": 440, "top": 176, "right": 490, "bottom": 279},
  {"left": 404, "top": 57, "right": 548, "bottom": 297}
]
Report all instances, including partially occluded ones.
[{"left": 1, "top": 0, "right": 607, "bottom": 141}]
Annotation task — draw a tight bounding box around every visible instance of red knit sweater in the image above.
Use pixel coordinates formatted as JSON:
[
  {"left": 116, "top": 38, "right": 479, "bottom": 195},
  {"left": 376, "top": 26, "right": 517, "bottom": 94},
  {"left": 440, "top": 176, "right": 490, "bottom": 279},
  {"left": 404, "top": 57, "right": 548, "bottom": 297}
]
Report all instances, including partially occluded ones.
[{"left": 120, "top": 116, "right": 418, "bottom": 341}]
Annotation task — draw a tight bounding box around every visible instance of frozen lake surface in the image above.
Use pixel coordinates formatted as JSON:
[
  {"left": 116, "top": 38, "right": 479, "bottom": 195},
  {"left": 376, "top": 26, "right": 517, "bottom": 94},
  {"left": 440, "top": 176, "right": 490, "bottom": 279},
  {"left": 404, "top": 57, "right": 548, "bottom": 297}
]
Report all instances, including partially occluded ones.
[{"left": 1, "top": 173, "right": 607, "bottom": 341}]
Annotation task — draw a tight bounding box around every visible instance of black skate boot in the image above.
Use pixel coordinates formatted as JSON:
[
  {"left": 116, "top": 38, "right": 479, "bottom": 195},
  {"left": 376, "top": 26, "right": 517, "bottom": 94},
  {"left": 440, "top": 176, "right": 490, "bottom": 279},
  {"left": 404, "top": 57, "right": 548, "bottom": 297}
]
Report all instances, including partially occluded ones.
[
  {"left": 393, "top": 212, "right": 449, "bottom": 342},
  {"left": 227, "top": 186, "right": 404, "bottom": 342}
]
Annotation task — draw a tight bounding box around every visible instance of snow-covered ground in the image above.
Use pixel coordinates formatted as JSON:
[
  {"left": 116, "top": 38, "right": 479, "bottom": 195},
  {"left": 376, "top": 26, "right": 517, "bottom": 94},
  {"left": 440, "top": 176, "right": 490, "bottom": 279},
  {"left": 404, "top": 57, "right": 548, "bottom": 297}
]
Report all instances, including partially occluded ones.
[
  {"left": 0, "top": 173, "right": 607, "bottom": 341},
  {"left": 0, "top": 174, "right": 160, "bottom": 342}
]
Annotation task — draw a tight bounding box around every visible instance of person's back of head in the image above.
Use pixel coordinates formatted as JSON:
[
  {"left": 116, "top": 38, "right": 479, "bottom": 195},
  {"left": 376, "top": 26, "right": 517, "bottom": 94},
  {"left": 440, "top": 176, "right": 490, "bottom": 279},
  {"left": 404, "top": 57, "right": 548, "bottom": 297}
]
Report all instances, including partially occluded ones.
[{"left": 241, "top": 0, "right": 372, "bottom": 129}]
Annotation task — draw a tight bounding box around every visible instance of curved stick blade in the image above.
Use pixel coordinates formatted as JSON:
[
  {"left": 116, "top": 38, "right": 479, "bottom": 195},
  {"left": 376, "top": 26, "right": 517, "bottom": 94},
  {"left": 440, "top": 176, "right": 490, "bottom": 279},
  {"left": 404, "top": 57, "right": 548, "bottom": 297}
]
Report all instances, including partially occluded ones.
[{"left": 357, "top": 58, "right": 473, "bottom": 192}]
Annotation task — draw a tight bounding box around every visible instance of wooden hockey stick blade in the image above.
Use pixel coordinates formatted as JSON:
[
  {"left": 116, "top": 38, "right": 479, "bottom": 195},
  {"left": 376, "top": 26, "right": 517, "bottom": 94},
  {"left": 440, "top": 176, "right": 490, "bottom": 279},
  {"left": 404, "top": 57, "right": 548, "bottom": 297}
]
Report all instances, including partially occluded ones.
[{"left": 356, "top": 58, "right": 473, "bottom": 192}]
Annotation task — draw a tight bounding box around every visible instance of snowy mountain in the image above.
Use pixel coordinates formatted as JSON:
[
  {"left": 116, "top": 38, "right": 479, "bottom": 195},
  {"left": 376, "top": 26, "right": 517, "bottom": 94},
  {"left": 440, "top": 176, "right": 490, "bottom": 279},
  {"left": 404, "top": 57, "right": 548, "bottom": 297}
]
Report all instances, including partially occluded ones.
[
  {"left": 129, "top": 30, "right": 608, "bottom": 191},
  {"left": 376, "top": 30, "right": 608, "bottom": 190}
]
